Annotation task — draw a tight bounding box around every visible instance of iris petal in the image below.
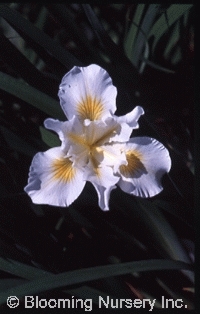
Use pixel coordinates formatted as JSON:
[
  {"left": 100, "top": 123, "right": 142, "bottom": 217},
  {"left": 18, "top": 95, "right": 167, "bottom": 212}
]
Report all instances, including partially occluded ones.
[
  {"left": 118, "top": 137, "right": 171, "bottom": 197},
  {"left": 24, "top": 147, "right": 85, "bottom": 207},
  {"left": 116, "top": 106, "right": 144, "bottom": 128},
  {"left": 58, "top": 64, "right": 117, "bottom": 121}
]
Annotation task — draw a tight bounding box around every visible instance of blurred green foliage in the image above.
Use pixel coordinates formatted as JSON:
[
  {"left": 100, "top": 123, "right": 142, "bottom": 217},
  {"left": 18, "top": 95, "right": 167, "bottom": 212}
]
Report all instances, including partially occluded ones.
[{"left": 0, "top": 3, "right": 194, "bottom": 310}]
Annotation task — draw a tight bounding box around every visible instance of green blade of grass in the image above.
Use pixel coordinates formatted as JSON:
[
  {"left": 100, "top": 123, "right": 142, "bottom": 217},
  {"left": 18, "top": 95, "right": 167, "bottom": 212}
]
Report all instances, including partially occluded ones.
[
  {"left": 0, "top": 71, "right": 65, "bottom": 119},
  {"left": 0, "top": 259, "right": 192, "bottom": 305},
  {"left": 82, "top": 4, "right": 139, "bottom": 83},
  {"left": 0, "top": 279, "right": 27, "bottom": 291},
  {"left": 39, "top": 126, "right": 61, "bottom": 148},
  {"left": 0, "top": 31, "right": 54, "bottom": 96},
  {"left": 148, "top": 4, "right": 193, "bottom": 52},
  {"left": 0, "top": 257, "right": 51, "bottom": 280},
  {"left": 45, "top": 4, "right": 104, "bottom": 65},
  {"left": 0, "top": 4, "right": 83, "bottom": 69},
  {"left": 135, "top": 199, "right": 191, "bottom": 263},
  {"left": 131, "top": 4, "right": 159, "bottom": 68},
  {"left": 140, "top": 58, "right": 175, "bottom": 74},
  {"left": 133, "top": 198, "right": 194, "bottom": 284},
  {"left": 163, "top": 20, "right": 180, "bottom": 60},
  {"left": 124, "top": 4, "right": 146, "bottom": 62},
  {"left": 0, "top": 125, "right": 38, "bottom": 157}
]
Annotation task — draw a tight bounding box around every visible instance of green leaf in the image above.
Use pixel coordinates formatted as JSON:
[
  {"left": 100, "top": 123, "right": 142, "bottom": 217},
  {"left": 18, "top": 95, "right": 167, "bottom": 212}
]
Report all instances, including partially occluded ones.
[
  {"left": 0, "top": 259, "right": 192, "bottom": 305},
  {"left": 45, "top": 4, "right": 104, "bottom": 65},
  {"left": 130, "top": 4, "right": 159, "bottom": 68},
  {"left": 149, "top": 4, "right": 193, "bottom": 52},
  {"left": 171, "top": 46, "right": 182, "bottom": 65},
  {"left": 0, "top": 279, "right": 27, "bottom": 291},
  {"left": 153, "top": 199, "right": 193, "bottom": 229},
  {"left": 0, "top": 125, "right": 38, "bottom": 156},
  {"left": 135, "top": 199, "right": 191, "bottom": 264},
  {"left": 124, "top": 4, "right": 146, "bottom": 61},
  {"left": 0, "top": 257, "right": 51, "bottom": 280},
  {"left": 82, "top": 4, "right": 139, "bottom": 84},
  {"left": 0, "top": 71, "right": 65, "bottom": 119},
  {"left": 39, "top": 126, "right": 60, "bottom": 147},
  {"left": 140, "top": 58, "right": 175, "bottom": 74},
  {"left": 163, "top": 20, "right": 180, "bottom": 59},
  {"left": 24, "top": 6, "right": 48, "bottom": 64},
  {"left": 0, "top": 4, "right": 83, "bottom": 68}
]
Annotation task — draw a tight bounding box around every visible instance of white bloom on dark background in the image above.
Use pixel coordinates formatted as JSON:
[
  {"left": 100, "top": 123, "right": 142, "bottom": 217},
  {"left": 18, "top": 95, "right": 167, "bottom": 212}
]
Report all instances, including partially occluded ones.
[{"left": 24, "top": 64, "right": 171, "bottom": 211}]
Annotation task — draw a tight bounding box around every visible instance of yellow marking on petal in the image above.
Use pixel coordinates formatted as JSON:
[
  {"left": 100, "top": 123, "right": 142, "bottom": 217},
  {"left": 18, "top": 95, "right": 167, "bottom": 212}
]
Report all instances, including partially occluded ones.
[
  {"left": 77, "top": 95, "right": 103, "bottom": 121},
  {"left": 95, "top": 125, "right": 120, "bottom": 146},
  {"left": 90, "top": 154, "right": 101, "bottom": 178},
  {"left": 68, "top": 132, "right": 87, "bottom": 147},
  {"left": 120, "top": 150, "right": 144, "bottom": 177},
  {"left": 52, "top": 157, "right": 75, "bottom": 183}
]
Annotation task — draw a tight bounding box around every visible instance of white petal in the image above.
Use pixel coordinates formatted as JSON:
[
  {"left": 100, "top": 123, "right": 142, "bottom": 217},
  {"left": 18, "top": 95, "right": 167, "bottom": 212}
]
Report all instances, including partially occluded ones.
[
  {"left": 84, "top": 162, "right": 120, "bottom": 189},
  {"left": 24, "top": 147, "right": 85, "bottom": 207},
  {"left": 116, "top": 106, "right": 144, "bottom": 128},
  {"left": 92, "top": 184, "right": 116, "bottom": 211},
  {"left": 44, "top": 118, "right": 65, "bottom": 143},
  {"left": 118, "top": 137, "right": 171, "bottom": 197},
  {"left": 95, "top": 143, "right": 127, "bottom": 173},
  {"left": 83, "top": 118, "right": 121, "bottom": 146},
  {"left": 58, "top": 64, "right": 117, "bottom": 121}
]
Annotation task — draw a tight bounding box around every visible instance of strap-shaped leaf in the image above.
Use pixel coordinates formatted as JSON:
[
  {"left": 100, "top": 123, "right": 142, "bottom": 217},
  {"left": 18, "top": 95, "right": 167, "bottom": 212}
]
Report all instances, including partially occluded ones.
[
  {"left": 148, "top": 4, "right": 193, "bottom": 52},
  {"left": 82, "top": 4, "right": 139, "bottom": 81},
  {"left": 45, "top": 4, "right": 104, "bottom": 65},
  {"left": 124, "top": 4, "right": 146, "bottom": 61},
  {"left": 0, "top": 31, "right": 56, "bottom": 96},
  {"left": 131, "top": 4, "right": 159, "bottom": 68},
  {"left": 0, "top": 71, "right": 64, "bottom": 119},
  {"left": 0, "top": 4, "right": 83, "bottom": 69},
  {"left": 0, "top": 257, "right": 51, "bottom": 280},
  {"left": 0, "top": 259, "right": 193, "bottom": 305}
]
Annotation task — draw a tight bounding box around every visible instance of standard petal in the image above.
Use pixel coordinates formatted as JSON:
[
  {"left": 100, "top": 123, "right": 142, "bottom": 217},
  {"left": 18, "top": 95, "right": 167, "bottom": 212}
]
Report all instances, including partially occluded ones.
[
  {"left": 44, "top": 118, "right": 65, "bottom": 144},
  {"left": 118, "top": 137, "right": 171, "bottom": 197},
  {"left": 92, "top": 184, "right": 116, "bottom": 211},
  {"left": 116, "top": 106, "right": 144, "bottom": 129},
  {"left": 24, "top": 147, "right": 85, "bottom": 207},
  {"left": 83, "top": 118, "right": 121, "bottom": 146},
  {"left": 58, "top": 64, "right": 117, "bottom": 121}
]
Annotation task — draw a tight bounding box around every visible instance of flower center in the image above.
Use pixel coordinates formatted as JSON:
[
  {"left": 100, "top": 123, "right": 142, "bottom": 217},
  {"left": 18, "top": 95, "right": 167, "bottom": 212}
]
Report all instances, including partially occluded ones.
[{"left": 67, "top": 120, "right": 120, "bottom": 172}]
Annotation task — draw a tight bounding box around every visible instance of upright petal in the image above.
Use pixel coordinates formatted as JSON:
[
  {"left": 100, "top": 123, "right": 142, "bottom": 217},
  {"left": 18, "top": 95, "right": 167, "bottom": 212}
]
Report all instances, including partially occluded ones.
[
  {"left": 118, "top": 137, "right": 171, "bottom": 197},
  {"left": 45, "top": 116, "right": 83, "bottom": 152},
  {"left": 58, "top": 64, "right": 117, "bottom": 121},
  {"left": 44, "top": 118, "right": 65, "bottom": 147},
  {"left": 116, "top": 106, "right": 144, "bottom": 128},
  {"left": 24, "top": 147, "right": 85, "bottom": 207}
]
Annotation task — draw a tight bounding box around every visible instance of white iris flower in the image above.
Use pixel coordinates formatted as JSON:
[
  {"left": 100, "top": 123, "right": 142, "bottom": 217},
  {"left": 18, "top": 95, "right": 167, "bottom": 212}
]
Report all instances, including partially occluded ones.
[{"left": 24, "top": 64, "right": 171, "bottom": 211}]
